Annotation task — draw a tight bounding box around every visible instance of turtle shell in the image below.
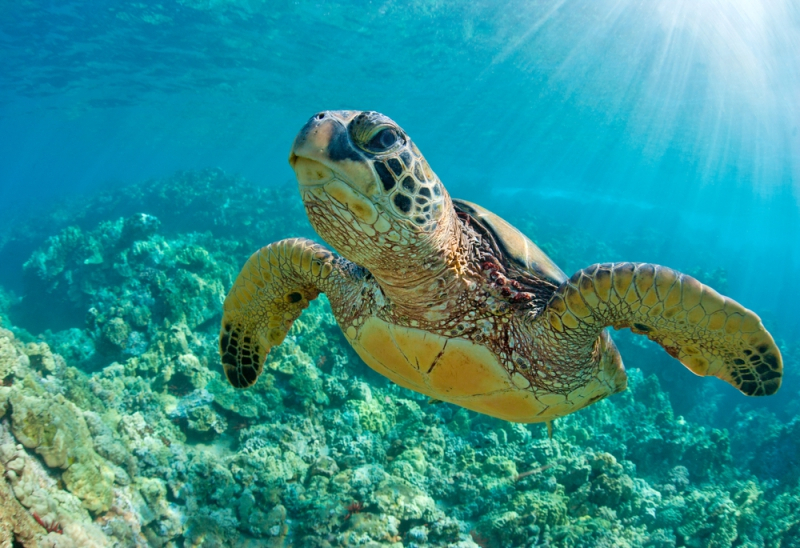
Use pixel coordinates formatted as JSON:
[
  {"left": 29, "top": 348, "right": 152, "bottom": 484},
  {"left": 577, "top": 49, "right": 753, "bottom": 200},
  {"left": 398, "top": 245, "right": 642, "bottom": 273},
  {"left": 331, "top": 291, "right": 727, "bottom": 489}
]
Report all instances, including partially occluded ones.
[{"left": 453, "top": 199, "right": 567, "bottom": 287}]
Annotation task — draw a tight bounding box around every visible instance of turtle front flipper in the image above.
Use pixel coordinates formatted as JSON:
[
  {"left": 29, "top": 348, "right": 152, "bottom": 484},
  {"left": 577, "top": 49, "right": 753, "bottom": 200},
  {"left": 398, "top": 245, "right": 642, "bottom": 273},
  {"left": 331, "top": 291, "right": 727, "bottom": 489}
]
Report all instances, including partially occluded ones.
[
  {"left": 540, "top": 263, "right": 782, "bottom": 396},
  {"left": 220, "top": 238, "right": 355, "bottom": 388}
]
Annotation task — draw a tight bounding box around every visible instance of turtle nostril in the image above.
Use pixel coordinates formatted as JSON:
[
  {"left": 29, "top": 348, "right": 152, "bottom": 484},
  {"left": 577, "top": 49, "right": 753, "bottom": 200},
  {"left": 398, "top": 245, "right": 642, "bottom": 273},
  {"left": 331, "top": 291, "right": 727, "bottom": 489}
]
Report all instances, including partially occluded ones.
[{"left": 316, "top": 112, "right": 326, "bottom": 120}]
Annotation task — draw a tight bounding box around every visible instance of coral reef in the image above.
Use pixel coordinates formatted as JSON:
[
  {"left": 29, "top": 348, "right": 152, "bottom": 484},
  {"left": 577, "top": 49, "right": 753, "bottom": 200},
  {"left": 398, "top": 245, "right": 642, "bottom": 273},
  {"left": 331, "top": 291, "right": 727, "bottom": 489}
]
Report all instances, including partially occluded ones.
[
  {"left": 0, "top": 169, "right": 797, "bottom": 547},
  {"left": 9, "top": 387, "right": 116, "bottom": 513},
  {"left": 0, "top": 454, "right": 40, "bottom": 547}
]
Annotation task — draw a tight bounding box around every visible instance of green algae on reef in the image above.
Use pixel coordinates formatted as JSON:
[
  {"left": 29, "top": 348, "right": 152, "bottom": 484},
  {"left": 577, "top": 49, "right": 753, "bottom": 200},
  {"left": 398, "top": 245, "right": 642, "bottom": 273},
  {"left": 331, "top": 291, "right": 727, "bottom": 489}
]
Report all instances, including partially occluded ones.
[{"left": 0, "top": 169, "right": 798, "bottom": 547}]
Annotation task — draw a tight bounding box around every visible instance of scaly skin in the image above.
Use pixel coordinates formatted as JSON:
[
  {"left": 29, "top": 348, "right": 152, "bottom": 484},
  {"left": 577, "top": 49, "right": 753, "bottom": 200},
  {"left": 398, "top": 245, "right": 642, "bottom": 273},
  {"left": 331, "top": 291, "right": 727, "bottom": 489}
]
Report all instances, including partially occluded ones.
[
  {"left": 534, "top": 263, "right": 782, "bottom": 396},
  {"left": 220, "top": 110, "right": 782, "bottom": 419},
  {"left": 220, "top": 238, "right": 363, "bottom": 387}
]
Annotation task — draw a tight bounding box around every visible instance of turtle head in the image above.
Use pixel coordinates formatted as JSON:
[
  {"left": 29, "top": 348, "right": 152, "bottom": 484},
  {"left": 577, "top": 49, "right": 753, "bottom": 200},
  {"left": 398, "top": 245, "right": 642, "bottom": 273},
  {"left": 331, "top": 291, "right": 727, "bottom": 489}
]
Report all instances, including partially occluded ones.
[{"left": 289, "top": 110, "right": 453, "bottom": 272}]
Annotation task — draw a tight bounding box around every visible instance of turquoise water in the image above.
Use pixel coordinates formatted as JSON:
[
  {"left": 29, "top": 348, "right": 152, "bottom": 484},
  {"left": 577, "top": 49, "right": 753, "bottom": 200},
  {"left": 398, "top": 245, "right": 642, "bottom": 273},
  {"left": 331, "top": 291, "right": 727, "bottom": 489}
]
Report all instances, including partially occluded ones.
[{"left": 0, "top": 1, "right": 798, "bottom": 546}]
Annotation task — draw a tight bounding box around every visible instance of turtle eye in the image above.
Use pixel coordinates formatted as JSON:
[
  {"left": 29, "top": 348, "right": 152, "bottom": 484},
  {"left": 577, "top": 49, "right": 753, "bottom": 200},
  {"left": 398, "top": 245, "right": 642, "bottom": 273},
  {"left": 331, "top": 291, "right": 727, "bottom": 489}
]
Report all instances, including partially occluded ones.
[
  {"left": 366, "top": 127, "right": 402, "bottom": 152},
  {"left": 349, "top": 113, "right": 406, "bottom": 153}
]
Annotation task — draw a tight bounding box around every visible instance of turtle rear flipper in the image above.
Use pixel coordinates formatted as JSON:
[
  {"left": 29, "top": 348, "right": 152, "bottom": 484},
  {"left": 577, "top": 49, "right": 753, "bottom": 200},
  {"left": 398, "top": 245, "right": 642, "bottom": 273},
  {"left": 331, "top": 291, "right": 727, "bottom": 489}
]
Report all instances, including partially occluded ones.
[
  {"left": 542, "top": 263, "right": 782, "bottom": 396},
  {"left": 220, "top": 238, "right": 350, "bottom": 388}
]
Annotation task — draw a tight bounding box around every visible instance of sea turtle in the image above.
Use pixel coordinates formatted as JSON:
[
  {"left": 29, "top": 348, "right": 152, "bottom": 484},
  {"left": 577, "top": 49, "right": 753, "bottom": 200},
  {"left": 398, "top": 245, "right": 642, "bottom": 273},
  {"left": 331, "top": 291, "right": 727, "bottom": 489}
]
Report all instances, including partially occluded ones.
[{"left": 219, "top": 110, "right": 782, "bottom": 423}]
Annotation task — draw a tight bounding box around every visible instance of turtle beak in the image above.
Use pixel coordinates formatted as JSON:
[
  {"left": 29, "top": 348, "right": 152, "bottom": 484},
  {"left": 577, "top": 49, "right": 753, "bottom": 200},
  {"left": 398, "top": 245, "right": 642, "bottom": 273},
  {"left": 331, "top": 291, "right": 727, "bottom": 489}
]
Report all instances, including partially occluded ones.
[
  {"left": 289, "top": 111, "right": 360, "bottom": 167},
  {"left": 291, "top": 112, "right": 333, "bottom": 165},
  {"left": 289, "top": 111, "right": 378, "bottom": 196},
  {"left": 289, "top": 112, "right": 344, "bottom": 187}
]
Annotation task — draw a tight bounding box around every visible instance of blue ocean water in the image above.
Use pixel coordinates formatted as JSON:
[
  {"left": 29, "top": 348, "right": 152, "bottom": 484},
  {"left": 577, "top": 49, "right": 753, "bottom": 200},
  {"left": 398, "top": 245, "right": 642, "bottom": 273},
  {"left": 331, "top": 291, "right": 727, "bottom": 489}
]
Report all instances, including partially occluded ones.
[
  {"left": 0, "top": 1, "right": 799, "bottom": 546},
  {"left": 2, "top": 1, "right": 798, "bottom": 327}
]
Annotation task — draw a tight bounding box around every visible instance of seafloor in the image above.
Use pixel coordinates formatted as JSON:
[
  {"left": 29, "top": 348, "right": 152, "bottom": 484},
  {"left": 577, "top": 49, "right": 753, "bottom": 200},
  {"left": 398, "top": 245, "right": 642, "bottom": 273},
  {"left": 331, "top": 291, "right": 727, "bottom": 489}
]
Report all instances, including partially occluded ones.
[{"left": 0, "top": 170, "right": 798, "bottom": 548}]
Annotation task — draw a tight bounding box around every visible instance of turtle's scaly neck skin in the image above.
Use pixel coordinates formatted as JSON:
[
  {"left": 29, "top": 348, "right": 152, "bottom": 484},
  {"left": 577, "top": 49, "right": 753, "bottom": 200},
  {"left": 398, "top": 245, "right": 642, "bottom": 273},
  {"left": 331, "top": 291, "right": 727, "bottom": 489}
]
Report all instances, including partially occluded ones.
[{"left": 288, "top": 110, "right": 612, "bottom": 402}]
